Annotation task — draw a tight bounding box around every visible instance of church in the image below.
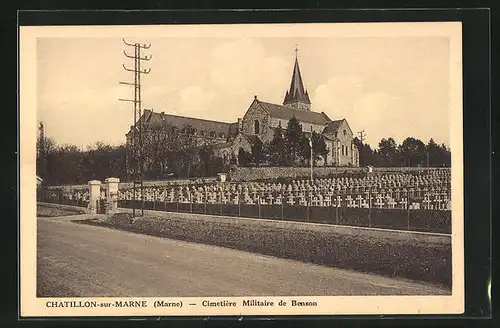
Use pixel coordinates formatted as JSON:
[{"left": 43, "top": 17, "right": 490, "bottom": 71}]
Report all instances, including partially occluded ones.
[{"left": 126, "top": 53, "right": 359, "bottom": 168}]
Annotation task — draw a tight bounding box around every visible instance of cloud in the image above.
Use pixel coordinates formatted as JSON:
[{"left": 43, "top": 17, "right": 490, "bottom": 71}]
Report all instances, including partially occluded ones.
[
  {"left": 209, "top": 39, "right": 289, "bottom": 101},
  {"left": 312, "top": 75, "right": 365, "bottom": 113},
  {"left": 178, "top": 85, "right": 217, "bottom": 111},
  {"left": 38, "top": 86, "right": 133, "bottom": 147},
  {"left": 312, "top": 76, "right": 410, "bottom": 146}
]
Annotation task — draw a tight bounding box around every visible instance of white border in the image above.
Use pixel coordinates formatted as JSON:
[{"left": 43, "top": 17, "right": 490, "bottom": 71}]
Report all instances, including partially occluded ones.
[{"left": 19, "top": 22, "right": 464, "bottom": 317}]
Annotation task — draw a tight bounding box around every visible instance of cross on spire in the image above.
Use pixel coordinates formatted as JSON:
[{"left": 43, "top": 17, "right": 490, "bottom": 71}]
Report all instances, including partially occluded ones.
[{"left": 283, "top": 44, "right": 311, "bottom": 110}]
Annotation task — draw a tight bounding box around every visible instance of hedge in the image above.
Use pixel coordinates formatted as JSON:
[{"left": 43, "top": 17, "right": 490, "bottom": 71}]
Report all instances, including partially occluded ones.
[{"left": 118, "top": 200, "right": 451, "bottom": 234}]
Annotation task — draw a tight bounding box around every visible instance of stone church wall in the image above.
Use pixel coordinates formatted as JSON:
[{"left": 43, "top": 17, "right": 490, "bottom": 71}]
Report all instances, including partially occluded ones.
[
  {"left": 241, "top": 100, "right": 273, "bottom": 142},
  {"left": 335, "top": 120, "right": 355, "bottom": 166}
]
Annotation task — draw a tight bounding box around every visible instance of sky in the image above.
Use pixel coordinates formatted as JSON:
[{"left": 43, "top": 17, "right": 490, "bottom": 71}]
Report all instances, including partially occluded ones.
[{"left": 37, "top": 35, "right": 451, "bottom": 149}]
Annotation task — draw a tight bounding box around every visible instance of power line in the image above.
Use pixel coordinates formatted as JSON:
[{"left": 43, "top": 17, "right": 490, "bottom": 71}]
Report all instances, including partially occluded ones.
[{"left": 119, "top": 38, "right": 152, "bottom": 217}]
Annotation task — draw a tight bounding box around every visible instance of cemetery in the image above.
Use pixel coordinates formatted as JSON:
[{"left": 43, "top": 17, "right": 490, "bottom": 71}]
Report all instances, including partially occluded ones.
[{"left": 38, "top": 168, "right": 452, "bottom": 234}]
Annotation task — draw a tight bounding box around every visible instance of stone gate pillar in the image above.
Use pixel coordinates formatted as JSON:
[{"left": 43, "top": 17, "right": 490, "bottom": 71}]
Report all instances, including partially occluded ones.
[
  {"left": 105, "top": 177, "right": 120, "bottom": 215},
  {"left": 88, "top": 180, "right": 101, "bottom": 214}
]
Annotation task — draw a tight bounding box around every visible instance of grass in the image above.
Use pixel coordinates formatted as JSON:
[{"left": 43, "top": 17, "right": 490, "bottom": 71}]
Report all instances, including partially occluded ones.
[
  {"left": 76, "top": 212, "right": 452, "bottom": 291},
  {"left": 37, "top": 204, "right": 86, "bottom": 217}
]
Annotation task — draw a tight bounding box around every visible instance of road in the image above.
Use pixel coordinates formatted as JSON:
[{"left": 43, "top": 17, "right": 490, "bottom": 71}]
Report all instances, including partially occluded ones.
[{"left": 37, "top": 217, "right": 449, "bottom": 297}]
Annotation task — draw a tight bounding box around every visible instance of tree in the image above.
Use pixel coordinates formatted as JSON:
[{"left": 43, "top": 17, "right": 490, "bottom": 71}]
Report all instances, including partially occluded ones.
[
  {"left": 266, "top": 127, "right": 286, "bottom": 166},
  {"left": 238, "top": 147, "right": 252, "bottom": 167},
  {"left": 138, "top": 123, "right": 212, "bottom": 178},
  {"left": 425, "top": 138, "right": 439, "bottom": 167},
  {"left": 353, "top": 137, "right": 375, "bottom": 167},
  {"left": 440, "top": 143, "right": 452, "bottom": 167},
  {"left": 398, "top": 137, "right": 426, "bottom": 167},
  {"left": 199, "top": 144, "right": 214, "bottom": 176},
  {"left": 251, "top": 139, "right": 263, "bottom": 167},
  {"left": 372, "top": 149, "right": 381, "bottom": 167},
  {"left": 311, "top": 131, "right": 329, "bottom": 166},
  {"left": 284, "top": 116, "right": 306, "bottom": 166},
  {"left": 36, "top": 135, "right": 56, "bottom": 181},
  {"left": 425, "top": 138, "right": 451, "bottom": 167},
  {"left": 378, "top": 137, "right": 398, "bottom": 167}
]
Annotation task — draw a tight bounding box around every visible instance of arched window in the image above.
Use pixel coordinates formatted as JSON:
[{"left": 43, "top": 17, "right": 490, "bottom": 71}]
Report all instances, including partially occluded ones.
[
  {"left": 254, "top": 120, "right": 260, "bottom": 134},
  {"left": 342, "top": 145, "right": 345, "bottom": 156},
  {"left": 343, "top": 129, "right": 347, "bottom": 136}
]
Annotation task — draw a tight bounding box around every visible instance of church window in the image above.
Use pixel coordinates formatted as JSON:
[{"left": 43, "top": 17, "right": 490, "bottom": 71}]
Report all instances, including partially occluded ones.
[
  {"left": 342, "top": 145, "right": 345, "bottom": 156},
  {"left": 343, "top": 129, "right": 347, "bottom": 136},
  {"left": 278, "top": 120, "right": 282, "bottom": 127},
  {"left": 254, "top": 120, "right": 260, "bottom": 134}
]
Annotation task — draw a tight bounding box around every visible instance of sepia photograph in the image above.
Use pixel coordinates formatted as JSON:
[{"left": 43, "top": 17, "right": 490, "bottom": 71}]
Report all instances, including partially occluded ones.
[{"left": 20, "top": 22, "right": 464, "bottom": 316}]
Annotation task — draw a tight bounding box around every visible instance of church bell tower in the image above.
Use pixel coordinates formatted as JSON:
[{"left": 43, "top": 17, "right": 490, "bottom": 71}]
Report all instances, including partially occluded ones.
[{"left": 283, "top": 46, "right": 311, "bottom": 111}]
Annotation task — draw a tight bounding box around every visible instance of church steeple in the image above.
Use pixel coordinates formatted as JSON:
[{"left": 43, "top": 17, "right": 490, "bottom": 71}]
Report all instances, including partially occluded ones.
[{"left": 283, "top": 46, "right": 311, "bottom": 111}]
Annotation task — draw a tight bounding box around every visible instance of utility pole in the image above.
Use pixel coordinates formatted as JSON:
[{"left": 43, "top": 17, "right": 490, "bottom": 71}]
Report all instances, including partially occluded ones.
[
  {"left": 119, "top": 39, "right": 152, "bottom": 217},
  {"left": 38, "top": 122, "right": 45, "bottom": 181},
  {"left": 357, "top": 130, "right": 366, "bottom": 144},
  {"left": 310, "top": 125, "right": 313, "bottom": 182},
  {"left": 38, "top": 121, "right": 44, "bottom": 156}
]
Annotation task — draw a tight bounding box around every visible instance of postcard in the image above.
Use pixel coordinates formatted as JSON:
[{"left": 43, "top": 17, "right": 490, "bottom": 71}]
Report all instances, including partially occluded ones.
[{"left": 20, "top": 21, "right": 464, "bottom": 317}]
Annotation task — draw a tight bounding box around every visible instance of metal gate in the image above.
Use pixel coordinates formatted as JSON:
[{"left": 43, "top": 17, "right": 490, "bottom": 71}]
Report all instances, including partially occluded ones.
[{"left": 97, "top": 199, "right": 106, "bottom": 214}]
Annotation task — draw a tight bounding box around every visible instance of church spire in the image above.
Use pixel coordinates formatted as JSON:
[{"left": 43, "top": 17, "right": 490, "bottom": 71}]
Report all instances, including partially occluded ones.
[{"left": 283, "top": 45, "right": 311, "bottom": 111}]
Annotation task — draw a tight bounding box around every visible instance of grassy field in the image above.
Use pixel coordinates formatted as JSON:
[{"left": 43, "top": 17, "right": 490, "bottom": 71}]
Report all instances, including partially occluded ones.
[
  {"left": 37, "top": 202, "right": 86, "bottom": 217},
  {"left": 77, "top": 211, "right": 452, "bottom": 291}
]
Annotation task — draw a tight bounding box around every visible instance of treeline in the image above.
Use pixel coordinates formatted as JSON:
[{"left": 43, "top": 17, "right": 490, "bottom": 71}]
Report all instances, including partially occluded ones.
[
  {"left": 238, "top": 117, "right": 329, "bottom": 167},
  {"left": 353, "top": 137, "right": 451, "bottom": 168},
  {"left": 135, "top": 123, "right": 229, "bottom": 180},
  {"left": 37, "top": 119, "right": 451, "bottom": 186},
  {"left": 37, "top": 137, "right": 127, "bottom": 185}
]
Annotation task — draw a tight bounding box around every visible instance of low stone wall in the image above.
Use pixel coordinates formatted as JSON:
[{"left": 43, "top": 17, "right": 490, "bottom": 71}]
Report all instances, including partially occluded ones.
[
  {"left": 44, "top": 167, "right": 450, "bottom": 190},
  {"left": 46, "top": 177, "right": 218, "bottom": 191},
  {"left": 229, "top": 167, "right": 450, "bottom": 182}
]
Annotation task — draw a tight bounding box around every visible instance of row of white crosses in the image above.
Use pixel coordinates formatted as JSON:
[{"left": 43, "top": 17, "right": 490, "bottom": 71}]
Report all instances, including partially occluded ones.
[
  {"left": 116, "top": 182, "right": 451, "bottom": 201},
  {"left": 114, "top": 170, "right": 451, "bottom": 199},
  {"left": 101, "top": 169, "right": 452, "bottom": 209},
  {"left": 65, "top": 190, "right": 89, "bottom": 201},
  {"left": 116, "top": 187, "right": 451, "bottom": 210}
]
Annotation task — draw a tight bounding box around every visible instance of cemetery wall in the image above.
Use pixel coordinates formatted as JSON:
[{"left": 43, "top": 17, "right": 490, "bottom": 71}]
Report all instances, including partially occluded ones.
[
  {"left": 229, "top": 166, "right": 449, "bottom": 181},
  {"left": 87, "top": 211, "right": 451, "bottom": 289},
  {"left": 46, "top": 177, "right": 218, "bottom": 191}
]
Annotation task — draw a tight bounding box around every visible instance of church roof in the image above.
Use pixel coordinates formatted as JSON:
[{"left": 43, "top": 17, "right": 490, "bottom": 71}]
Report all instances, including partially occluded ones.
[
  {"left": 129, "top": 110, "right": 237, "bottom": 135},
  {"left": 242, "top": 134, "right": 262, "bottom": 145},
  {"left": 322, "top": 119, "right": 345, "bottom": 134},
  {"left": 283, "top": 57, "right": 311, "bottom": 105},
  {"left": 257, "top": 100, "right": 331, "bottom": 125}
]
